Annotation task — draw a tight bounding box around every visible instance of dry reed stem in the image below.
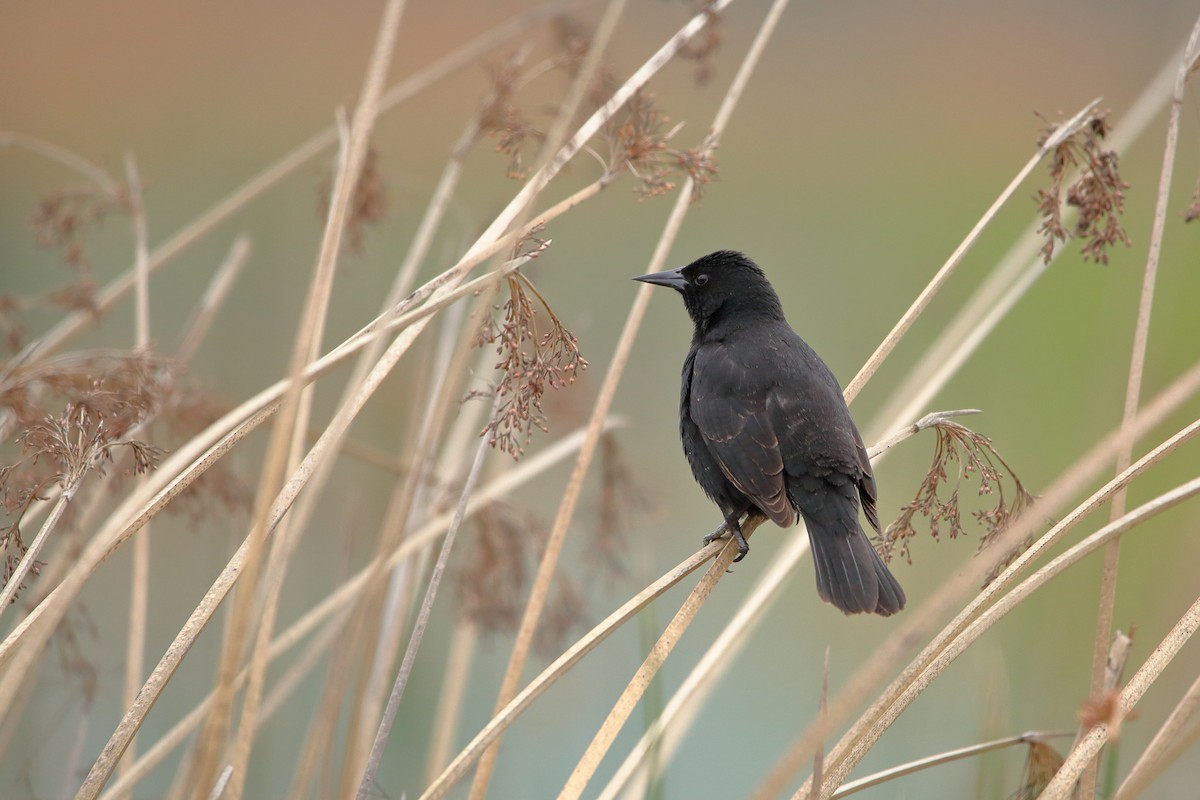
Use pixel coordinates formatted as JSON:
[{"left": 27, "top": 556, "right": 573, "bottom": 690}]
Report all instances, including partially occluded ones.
[
  {"left": 1115, "top": 671, "right": 1200, "bottom": 798},
  {"left": 420, "top": 537, "right": 731, "bottom": 800},
  {"left": 1079, "top": 15, "right": 1200, "bottom": 796},
  {"left": 843, "top": 98, "right": 1100, "bottom": 406},
  {"left": 831, "top": 731, "right": 1072, "bottom": 798},
  {"left": 0, "top": 487, "right": 75, "bottom": 610},
  {"left": 425, "top": 623, "right": 479, "bottom": 782},
  {"left": 804, "top": 414, "right": 1200, "bottom": 798},
  {"left": 865, "top": 47, "right": 1181, "bottom": 444},
  {"left": 1042, "top": 589, "right": 1200, "bottom": 799},
  {"left": 559, "top": 529, "right": 754, "bottom": 799},
  {"left": 22, "top": 1, "right": 571, "bottom": 366},
  {"left": 595, "top": 411, "right": 981, "bottom": 800},
  {"left": 227, "top": 126, "right": 350, "bottom": 799},
  {"left": 92, "top": 421, "right": 613, "bottom": 799},
  {"left": 187, "top": 5, "right": 407, "bottom": 795},
  {"left": 754, "top": 359, "right": 1200, "bottom": 800},
  {"left": 175, "top": 236, "right": 251, "bottom": 363},
  {"left": 0, "top": 131, "right": 123, "bottom": 196},
  {"left": 813, "top": 472, "right": 1200, "bottom": 800},
  {"left": 119, "top": 151, "right": 152, "bottom": 800}
]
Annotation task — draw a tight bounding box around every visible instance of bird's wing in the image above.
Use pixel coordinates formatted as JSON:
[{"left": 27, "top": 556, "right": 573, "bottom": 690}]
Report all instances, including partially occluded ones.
[
  {"left": 689, "top": 341, "right": 796, "bottom": 527},
  {"left": 852, "top": 426, "right": 880, "bottom": 532}
]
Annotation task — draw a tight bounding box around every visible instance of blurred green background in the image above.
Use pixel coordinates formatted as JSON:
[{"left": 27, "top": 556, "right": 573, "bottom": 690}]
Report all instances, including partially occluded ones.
[{"left": 4, "top": 1, "right": 1200, "bottom": 797}]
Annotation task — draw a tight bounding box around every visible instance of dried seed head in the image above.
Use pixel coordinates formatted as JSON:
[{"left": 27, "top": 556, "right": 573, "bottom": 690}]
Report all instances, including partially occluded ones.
[
  {"left": 1012, "top": 739, "right": 1064, "bottom": 800},
  {"left": 678, "top": 1, "right": 724, "bottom": 86},
  {"left": 878, "top": 419, "right": 1034, "bottom": 583},
  {"left": 1035, "top": 109, "right": 1130, "bottom": 264},
  {"left": 316, "top": 144, "right": 388, "bottom": 255},
  {"left": 475, "top": 266, "right": 587, "bottom": 460}
]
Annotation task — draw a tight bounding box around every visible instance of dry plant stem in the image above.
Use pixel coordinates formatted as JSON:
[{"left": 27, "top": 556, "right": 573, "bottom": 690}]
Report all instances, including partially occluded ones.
[
  {"left": 355, "top": 413, "right": 496, "bottom": 797},
  {"left": 1042, "top": 590, "right": 1200, "bottom": 799},
  {"left": 1115, "top": 671, "right": 1200, "bottom": 798},
  {"left": 120, "top": 151, "right": 152, "bottom": 799},
  {"left": 597, "top": 409, "right": 981, "bottom": 800},
  {"left": 22, "top": 0, "right": 572, "bottom": 365},
  {"left": 866, "top": 47, "right": 1181, "bottom": 444},
  {"left": 225, "top": 127, "right": 352, "bottom": 797},
  {"left": 0, "top": 131, "right": 122, "bottom": 195},
  {"left": 803, "top": 414, "right": 1200, "bottom": 800},
  {"left": 1079, "top": 16, "right": 1200, "bottom": 796},
  {"left": 830, "top": 732, "right": 1072, "bottom": 798},
  {"left": 559, "top": 528, "right": 756, "bottom": 799},
  {"left": 175, "top": 236, "right": 251, "bottom": 363},
  {"left": 812, "top": 647, "right": 830, "bottom": 796},
  {"left": 842, "top": 98, "right": 1101, "bottom": 405},
  {"left": 425, "top": 624, "right": 478, "bottom": 782},
  {"left": 0, "top": 475, "right": 78, "bottom": 610},
  {"left": 290, "top": 617, "right": 364, "bottom": 800},
  {"left": 810, "top": 473, "right": 1200, "bottom": 800},
  {"left": 94, "top": 423, "right": 611, "bottom": 800},
  {"left": 188, "top": 5, "right": 407, "bottom": 795},
  {"left": 420, "top": 537, "right": 731, "bottom": 800},
  {"left": 759, "top": 361, "right": 1200, "bottom": 800},
  {"left": 125, "top": 152, "right": 151, "bottom": 348}
]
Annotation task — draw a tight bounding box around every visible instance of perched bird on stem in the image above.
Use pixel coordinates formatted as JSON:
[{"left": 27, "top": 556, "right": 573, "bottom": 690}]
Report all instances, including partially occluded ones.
[{"left": 635, "top": 250, "right": 905, "bottom": 616}]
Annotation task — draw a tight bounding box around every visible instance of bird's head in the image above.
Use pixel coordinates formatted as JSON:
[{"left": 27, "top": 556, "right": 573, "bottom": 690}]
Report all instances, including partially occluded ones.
[{"left": 634, "top": 250, "right": 784, "bottom": 330}]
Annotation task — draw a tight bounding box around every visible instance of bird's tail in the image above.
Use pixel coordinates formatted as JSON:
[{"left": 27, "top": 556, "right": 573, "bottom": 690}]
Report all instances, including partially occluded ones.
[{"left": 804, "top": 513, "right": 905, "bottom": 616}]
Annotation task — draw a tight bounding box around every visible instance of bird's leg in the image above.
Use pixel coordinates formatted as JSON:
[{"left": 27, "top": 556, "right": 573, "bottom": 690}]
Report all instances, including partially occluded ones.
[{"left": 702, "top": 510, "right": 750, "bottom": 563}]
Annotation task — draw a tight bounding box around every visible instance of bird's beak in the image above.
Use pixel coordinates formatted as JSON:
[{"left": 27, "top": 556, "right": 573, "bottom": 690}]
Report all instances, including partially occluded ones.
[{"left": 633, "top": 267, "right": 687, "bottom": 290}]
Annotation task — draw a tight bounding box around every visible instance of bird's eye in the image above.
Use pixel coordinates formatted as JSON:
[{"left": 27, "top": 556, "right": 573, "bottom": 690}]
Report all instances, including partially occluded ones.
[{"left": 694, "top": 274, "right": 709, "bottom": 286}]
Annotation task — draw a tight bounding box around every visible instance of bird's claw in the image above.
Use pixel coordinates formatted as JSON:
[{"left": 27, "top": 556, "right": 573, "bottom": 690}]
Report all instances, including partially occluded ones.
[
  {"left": 702, "top": 521, "right": 750, "bottom": 563},
  {"left": 730, "top": 529, "right": 749, "bottom": 562}
]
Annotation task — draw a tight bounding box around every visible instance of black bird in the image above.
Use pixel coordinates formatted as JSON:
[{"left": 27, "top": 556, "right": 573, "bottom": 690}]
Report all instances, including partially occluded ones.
[{"left": 635, "top": 251, "right": 905, "bottom": 616}]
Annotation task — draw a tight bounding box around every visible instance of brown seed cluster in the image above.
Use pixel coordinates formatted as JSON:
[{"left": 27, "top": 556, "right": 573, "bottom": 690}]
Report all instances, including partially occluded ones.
[
  {"left": 316, "top": 144, "right": 388, "bottom": 255},
  {"left": 0, "top": 351, "right": 250, "bottom": 599},
  {"left": 5, "top": 184, "right": 130, "bottom": 351},
  {"left": 1035, "top": 111, "right": 1130, "bottom": 264},
  {"left": 879, "top": 419, "right": 1034, "bottom": 583},
  {"left": 605, "top": 91, "right": 720, "bottom": 201},
  {"left": 1, "top": 356, "right": 162, "bottom": 599},
  {"left": 30, "top": 183, "right": 129, "bottom": 270},
  {"left": 476, "top": 17, "right": 720, "bottom": 201},
  {"left": 454, "top": 498, "right": 594, "bottom": 657},
  {"left": 477, "top": 272, "right": 587, "bottom": 459},
  {"left": 1012, "top": 739, "right": 1065, "bottom": 800},
  {"left": 678, "top": 1, "right": 724, "bottom": 86}
]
